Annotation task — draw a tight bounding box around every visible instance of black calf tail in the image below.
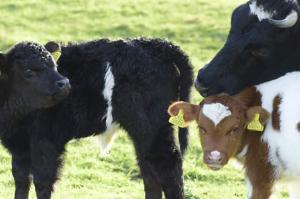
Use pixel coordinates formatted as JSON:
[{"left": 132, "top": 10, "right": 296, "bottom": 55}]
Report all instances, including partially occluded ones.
[
  {"left": 133, "top": 38, "right": 194, "bottom": 155},
  {"left": 168, "top": 43, "right": 194, "bottom": 155}
]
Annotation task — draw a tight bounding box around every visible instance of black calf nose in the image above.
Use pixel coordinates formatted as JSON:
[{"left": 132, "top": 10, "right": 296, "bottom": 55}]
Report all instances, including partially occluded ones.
[{"left": 55, "top": 78, "right": 70, "bottom": 90}]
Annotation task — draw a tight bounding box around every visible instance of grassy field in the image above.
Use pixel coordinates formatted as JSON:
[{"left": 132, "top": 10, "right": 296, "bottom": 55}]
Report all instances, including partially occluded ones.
[{"left": 0, "top": 0, "right": 289, "bottom": 198}]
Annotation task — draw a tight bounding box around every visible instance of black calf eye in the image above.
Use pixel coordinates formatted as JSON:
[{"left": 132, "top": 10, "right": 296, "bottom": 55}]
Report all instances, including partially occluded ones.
[
  {"left": 25, "top": 69, "right": 32, "bottom": 73},
  {"left": 250, "top": 48, "right": 269, "bottom": 57},
  {"left": 24, "top": 68, "right": 35, "bottom": 78}
]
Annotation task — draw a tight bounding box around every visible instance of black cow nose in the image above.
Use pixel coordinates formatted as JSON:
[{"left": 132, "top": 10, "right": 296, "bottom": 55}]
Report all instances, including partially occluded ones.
[
  {"left": 55, "top": 78, "right": 70, "bottom": 90},
  {"left": 195, "top": 68, "right": 210, "bottom": 94},
  {"left": 196, "top": 67, "right": 208, "bottom": 84}
]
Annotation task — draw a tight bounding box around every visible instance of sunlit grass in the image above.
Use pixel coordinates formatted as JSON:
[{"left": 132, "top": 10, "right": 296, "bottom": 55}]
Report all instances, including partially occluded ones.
[{"left": 0, "top": 0, "right": 288, "bottom": 198}]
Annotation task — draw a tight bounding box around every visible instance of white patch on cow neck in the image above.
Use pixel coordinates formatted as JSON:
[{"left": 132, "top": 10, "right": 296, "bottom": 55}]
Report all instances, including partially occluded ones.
[
  {"left": 202, "top": 103, "right": 232, "bottom": 126},
  {"left": 249, "top": 1, "right": 274, "bottom": 21},
  {"left": 102, "top": 62, "right": 115, "bottom": 129},
  {"left": 256, "top": 72, "right": 300, "bottom": 178}
]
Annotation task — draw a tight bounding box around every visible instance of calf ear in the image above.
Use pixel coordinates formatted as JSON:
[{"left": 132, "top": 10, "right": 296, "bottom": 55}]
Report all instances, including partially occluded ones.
[
  {"left": 45, "top": 41, "right": 61, "bottom": 62},
  {"left": 45, "top": 41, "right": 61, "bottom": 53},
  {"left": 168, "top": 101, "right": 199, "bottom": 124},
  {"left": 246, "top": 106, "right": 270, "bottom": 126}
]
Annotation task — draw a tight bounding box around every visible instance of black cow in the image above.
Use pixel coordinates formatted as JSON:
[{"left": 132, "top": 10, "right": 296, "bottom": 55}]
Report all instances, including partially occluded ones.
[
  {"left": 195, "top": 0, "right": 300, "bottom": 96},
  {"left": 2, "top": 38, "right": 193, "bottom": 199},
  {"left": 0, "top": 41, "right": 70, "bottom": 136}
]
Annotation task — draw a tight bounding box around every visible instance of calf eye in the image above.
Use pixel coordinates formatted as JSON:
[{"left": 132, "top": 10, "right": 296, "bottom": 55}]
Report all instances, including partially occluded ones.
[
  {"left": 24, "top": 68, "right": 36, "bottom": 78},
  {"left": 25, "top": 69, "right": 32, "bottom": 73},
  {"left": 250, "top": 48, "right": 269, "bottom": 57},
  {"left": 227, "top": 127, "right": 239, "bottom": 135},
  {"left": 199, "top": 126, "right": 207, "bottom": 134}
]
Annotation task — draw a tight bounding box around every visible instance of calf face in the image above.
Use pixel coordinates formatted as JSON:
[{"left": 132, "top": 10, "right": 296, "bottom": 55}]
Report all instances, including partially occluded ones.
[
  {"left": 195, "top": 0, "right": 300, "bottom": 96},
  {"left": 0, "top": 42, "right": 70, "bottom": 109},
  {"left": 168, "top": 94, "right": 269, "bottom": 170}
]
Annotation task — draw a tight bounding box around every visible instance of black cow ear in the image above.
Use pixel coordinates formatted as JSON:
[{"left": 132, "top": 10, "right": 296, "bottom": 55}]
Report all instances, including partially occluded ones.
[{"left": 45, "top": 41, "right": 61, "bottom": 53}]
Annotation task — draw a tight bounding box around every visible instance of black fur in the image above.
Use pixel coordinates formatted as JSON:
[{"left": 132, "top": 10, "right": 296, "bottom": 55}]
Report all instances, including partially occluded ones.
[{"left": 2, "top": 38, "right": 193, "bottom": 199}]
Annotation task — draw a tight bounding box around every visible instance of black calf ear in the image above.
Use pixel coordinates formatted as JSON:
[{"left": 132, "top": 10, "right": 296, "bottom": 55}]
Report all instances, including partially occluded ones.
[
  {"left": 45, "top": 41, "right": 61, "bottom": 53},
  {"left": 45, "top": 41, "right": 61, "bottom": 61}
]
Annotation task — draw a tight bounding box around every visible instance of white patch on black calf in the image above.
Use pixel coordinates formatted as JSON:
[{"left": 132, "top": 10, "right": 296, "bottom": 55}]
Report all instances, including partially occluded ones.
[
  {"left": 98, "top": 123, "right": 119, "bottom": 157},
  {"left": 98, "top": 62, "right": 118, "bottom": 156},
  {"left": 202, "top": 103, "right": 232, "bottom": 126},
  {"left": 102, "top": 62, "right": 115, "bottom": 128}
]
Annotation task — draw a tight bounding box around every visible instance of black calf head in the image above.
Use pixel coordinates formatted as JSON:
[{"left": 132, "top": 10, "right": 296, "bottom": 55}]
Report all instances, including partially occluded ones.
[
  {"left": 0, "top": 41, "right": 71, "bottom": 109},
  {"left": 196, "top": 0, "right": 300, "bottom": 96}
]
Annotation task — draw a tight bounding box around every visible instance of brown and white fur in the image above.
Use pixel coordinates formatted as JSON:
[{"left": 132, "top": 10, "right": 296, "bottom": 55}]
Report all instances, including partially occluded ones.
[{"left": 169, "top": 72, "right": 300, "bottom": 199}]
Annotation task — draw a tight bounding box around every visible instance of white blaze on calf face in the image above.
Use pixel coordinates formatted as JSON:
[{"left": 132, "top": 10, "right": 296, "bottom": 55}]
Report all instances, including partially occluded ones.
[
  {"left": 202, "top": 103, "right": 232, "bottom": 126},
  {"left": 249, "top": 1, "right": 274, "bottom": 21}
]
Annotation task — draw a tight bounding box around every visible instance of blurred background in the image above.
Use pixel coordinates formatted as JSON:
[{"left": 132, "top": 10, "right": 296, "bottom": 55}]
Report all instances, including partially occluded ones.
[{"left": 1, "top": 0, "right": 288, "bottom": 198}]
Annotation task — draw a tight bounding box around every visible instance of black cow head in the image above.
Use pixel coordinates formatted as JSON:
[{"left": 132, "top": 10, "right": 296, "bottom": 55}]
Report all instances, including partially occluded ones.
[
  {"left": 0, "top": 41, "right": 71, "bottom": 110},
  {"left": 195, "top": 0, "right": 300, "bottom": 96}
]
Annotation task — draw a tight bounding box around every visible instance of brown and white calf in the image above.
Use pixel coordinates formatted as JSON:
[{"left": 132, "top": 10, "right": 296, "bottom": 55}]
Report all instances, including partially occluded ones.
[{"left": 169, "top": 72, "right": 300, "bottom": 199}]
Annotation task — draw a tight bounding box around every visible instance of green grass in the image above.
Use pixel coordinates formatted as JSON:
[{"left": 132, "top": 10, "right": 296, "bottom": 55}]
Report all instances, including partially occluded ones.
[{"left": 0, "top": 0, "right": 288, "bottom": 198}]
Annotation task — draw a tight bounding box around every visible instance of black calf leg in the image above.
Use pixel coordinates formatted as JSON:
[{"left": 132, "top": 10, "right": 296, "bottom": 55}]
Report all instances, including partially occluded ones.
[
  {"left": 30, "top": 138, "right": 62, "bottom": 199},
  {"left": 129, "top": 125, "right": 184, "bottom": 199},
  {"left": 136, "top": 149, "right": 162, "bottom": 199},
  {"left": 150, "top": 126, "right": 184, "bottom": 199},
  {"left": 114, "top": 90, "right": 184, "bottom": 199},
  {"left": 12, "top": 152, "right": 31, "bottom": 199}
]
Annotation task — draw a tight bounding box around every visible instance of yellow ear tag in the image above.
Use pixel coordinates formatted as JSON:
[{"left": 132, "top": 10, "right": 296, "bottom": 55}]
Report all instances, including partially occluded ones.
[
  {"left": 51, "top": 51, "right": 61, "bottom": 62},
  {"left": 247, "top": 113, "right": 264, "bottom": 132},
  {"left": 169, "top": 110, "right": 187, "bottom": 128}
]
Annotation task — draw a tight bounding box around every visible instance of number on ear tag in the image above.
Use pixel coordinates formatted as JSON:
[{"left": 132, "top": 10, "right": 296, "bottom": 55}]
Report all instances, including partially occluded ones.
[
  {"left": 247, "top": 113, "right": 264, "bottom": 132},
  {"left": 51, "top": 51, "right": 61, "bottom": 62},
  {"left": 169, "top": 110, "right": 187, "bottom": 128}
]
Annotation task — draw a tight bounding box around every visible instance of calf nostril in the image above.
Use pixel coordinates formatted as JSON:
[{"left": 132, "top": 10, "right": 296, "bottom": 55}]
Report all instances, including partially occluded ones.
[
  {"left": 208, "top": 151, "right": 223, "bottom": 163},
  {"left": 55, "top": 79, "right": 70, "bottom": 90},
  {"left": 56, "top": 82, "right": 64, "bottom": 88}
]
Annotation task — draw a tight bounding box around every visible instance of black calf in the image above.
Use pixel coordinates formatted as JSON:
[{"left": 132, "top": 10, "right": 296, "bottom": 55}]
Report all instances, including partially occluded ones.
[{"left": 2, "top": 38, "right": 193, "bottom": 199}]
